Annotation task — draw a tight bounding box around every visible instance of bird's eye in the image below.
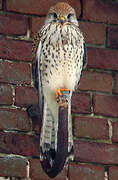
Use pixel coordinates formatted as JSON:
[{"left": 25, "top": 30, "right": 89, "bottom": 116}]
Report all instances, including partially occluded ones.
[
  {"left": 49, "top": 12, "right": 57, "bottom": 19},
  {"left": 53, "top": 13, "right": 57, "bottom": 18},
  {"left": 67, "top": 13, "right": 74, "bottom": 19}
]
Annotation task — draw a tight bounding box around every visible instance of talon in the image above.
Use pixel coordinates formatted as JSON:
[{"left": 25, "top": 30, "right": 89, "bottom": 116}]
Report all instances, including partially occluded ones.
[
  {"left": 56, "top": 88, "right": 70, "bottom": 103},
  {"left": 56, "top": 88, "right": 63, "bottom": 99},
  {"left": 56, "top": 88, "right": 70, "bottom": 98}
]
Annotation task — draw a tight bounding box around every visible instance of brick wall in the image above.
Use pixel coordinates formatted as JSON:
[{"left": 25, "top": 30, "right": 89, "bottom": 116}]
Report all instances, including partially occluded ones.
[{"left": 0, "top": 0, "right": 118, "bottom": 179}]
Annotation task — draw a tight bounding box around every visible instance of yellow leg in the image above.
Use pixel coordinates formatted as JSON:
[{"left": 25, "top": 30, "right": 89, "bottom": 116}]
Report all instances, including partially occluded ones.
[{"left": 56, "top": 88, "right": 70, "bottom": 103}]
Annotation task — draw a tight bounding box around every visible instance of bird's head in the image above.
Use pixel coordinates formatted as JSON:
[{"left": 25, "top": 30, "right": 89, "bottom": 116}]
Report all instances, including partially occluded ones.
[{"left": 45, "top": 2, "right": 78, "bottom": 26}]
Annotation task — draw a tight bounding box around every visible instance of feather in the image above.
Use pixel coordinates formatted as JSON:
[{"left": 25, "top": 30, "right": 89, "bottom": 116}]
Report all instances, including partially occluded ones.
[
  {"left": 32, "top": 2, "right": 86, "bottom": 177},
  {"left": 33, "top": 31, "right": 57, "bottom": 165},
  {"left": 83, "top": 42, "right": 87, "bottom": 69}
]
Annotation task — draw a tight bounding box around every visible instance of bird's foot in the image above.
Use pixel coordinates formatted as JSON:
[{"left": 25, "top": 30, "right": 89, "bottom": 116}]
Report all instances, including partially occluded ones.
[{"left": 56, "top": 88, "right": 70, "bottom": 105}]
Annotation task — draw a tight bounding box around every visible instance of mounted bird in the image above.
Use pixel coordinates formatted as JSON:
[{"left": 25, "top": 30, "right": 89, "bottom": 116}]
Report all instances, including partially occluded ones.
[{"left": 32, "top": 2, "right": 86, "bottom": 178}]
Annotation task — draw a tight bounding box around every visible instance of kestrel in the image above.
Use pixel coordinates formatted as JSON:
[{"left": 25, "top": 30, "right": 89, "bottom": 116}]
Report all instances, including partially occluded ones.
[{"left": 32, "top": 2, "right": 86, "bottom": 176}]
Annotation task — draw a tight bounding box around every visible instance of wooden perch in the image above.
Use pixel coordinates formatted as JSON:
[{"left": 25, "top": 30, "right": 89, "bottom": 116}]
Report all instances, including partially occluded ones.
[
  {"left": 27, "top": 91, "right": 71, "bottom": 178},
  {"left": 41, "top": 91, "right": 70, "bottom": 178},
  {"left": 41, "top": 103, "right": 68, "bottom": 178}
]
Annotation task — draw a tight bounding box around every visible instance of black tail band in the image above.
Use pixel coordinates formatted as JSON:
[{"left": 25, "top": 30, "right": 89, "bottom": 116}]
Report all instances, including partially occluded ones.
[{"left": 40, "top": 105, "right": 69, "bottom": 178}]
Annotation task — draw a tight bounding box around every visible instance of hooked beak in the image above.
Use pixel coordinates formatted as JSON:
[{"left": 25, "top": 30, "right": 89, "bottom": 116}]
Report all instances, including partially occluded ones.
[{"left": 58, "top": 16, "right": 66, "bottom": 25}]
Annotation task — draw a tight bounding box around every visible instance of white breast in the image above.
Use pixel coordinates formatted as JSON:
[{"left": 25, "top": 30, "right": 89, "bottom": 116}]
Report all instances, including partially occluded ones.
[{"left": 38, "top": 23, "right": 84, "bottom": 101}]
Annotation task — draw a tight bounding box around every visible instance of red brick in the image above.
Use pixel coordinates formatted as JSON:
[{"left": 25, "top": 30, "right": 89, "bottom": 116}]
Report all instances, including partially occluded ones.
[
  {"left": 0, "top": 13, "right": 27, "bottom": 35},
  {"left": 68, "top": 163, "right": 104, "bottom": 180},
  {"left": 0, "top": 155, "right": 27, "bottom": 177},
  {"left": 0, "top": 84, "right": 13, "bottom": 105},
  {"left": 6, "top": 0, "right": 81, "bottom": 17},
  {"left": 79, "top": 71, "right": 112, "bottom": 92},
  {"left": 0, "top": 108, "right": 30, "bottom": 131},
  {"left": 72, "top": 93, "right": 91, "bottom": 114},
  {"left": 94, "top": 94, "right": 118, "bottom": 118},
  {"left": 74, "top": 140, "right": 118, "bottom": 164},
  {"left": 27, "top": 104, "right": 41, "bottom": 133},
  {"left": 73, "top": 116, "right": 109, "bottom": 140},
  {"left": 30, "top": 159, "right": 67, "bottom": 180},
  {"left": 87, "top": 47, "right": 118, "bottom": 71},
  {"left": 0, "top": 0, "right": 2, "bottom": 9},
  {"left": 83, "top": 0, "right": 118, "bottom": 24},
  {"left": 0, "top": 61, "right": 31, "bottom": 85},
  {"left": 109, "top": 166, "right": 118, "bottom": 180},
  {"left": 0, "top": 38, "right": 32, "bottom": 62},
  {"left": 107, "top": 26, "right": 118, "bottom": 49},
  {"left": 15, "top": 86, "right": 38, "bottom": 107},
  {"left": 0, "top": 132, "right": 39, "bottom": 156},
  {"left": 112, "top": 121, "right": 118, "bottom": 142},
  {"left": 31, "top": 17, "right": 45, "bottom": 36},
  {"left": 79, "top": 21, "right": 105, "bottom": 45},
  {"left": 114, "top": 73, "right": 118, "bottom": 94}
]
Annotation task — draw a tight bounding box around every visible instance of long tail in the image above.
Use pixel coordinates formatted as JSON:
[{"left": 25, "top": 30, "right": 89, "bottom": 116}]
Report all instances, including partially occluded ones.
[
  {"left": 40, "top": 100, "right": 56, "bottom": 161},
  {"left": 40, "top": 95, "right": 73, "bottom": 178}
]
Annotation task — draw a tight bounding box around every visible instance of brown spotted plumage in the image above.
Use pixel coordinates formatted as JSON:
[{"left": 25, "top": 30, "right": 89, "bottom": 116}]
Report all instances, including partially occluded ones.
[{"left": 33, "top": 2, "right": 86, "bottom": 175}]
